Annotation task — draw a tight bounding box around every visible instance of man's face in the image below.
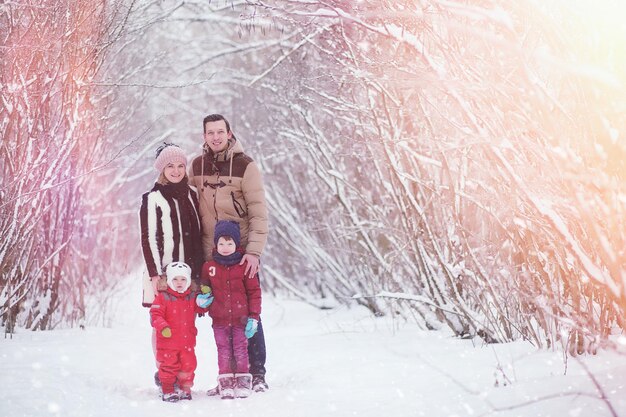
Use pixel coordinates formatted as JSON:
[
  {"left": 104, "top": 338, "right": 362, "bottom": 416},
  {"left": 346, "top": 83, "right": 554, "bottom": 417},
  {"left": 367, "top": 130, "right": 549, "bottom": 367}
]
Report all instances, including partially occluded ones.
[{"left": 204, "top": 120, "right": 232, "bottom": 153}]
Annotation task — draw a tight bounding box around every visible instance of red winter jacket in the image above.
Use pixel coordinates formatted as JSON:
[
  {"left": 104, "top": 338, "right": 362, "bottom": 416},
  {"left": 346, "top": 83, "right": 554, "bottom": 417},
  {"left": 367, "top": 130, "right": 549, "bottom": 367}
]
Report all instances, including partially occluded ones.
[
  {"left": 201, "top": 261, "right": 262, "bottom": 327},
  {"left": 150, "top": 287, "right": 205, "bottom": 350}
]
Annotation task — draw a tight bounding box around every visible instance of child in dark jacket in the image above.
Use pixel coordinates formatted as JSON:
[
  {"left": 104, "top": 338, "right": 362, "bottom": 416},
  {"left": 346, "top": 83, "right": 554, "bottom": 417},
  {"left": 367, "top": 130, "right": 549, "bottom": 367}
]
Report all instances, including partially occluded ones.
[
  {"left": 150, "top": 262, "right": 208, "bottom": 402},
  {"left": 198, "top": 220, "right": 262, "bottom": 399}
]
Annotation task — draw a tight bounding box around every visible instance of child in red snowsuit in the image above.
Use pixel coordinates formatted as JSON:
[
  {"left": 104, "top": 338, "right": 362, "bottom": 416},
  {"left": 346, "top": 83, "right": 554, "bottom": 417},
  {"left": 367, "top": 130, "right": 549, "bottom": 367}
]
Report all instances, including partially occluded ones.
[
  {"left": 199, "top": 220, "right": 262, "bottom": 399},
  {"left": 150, "top": 262, "right": 207, "bottom": 402}
]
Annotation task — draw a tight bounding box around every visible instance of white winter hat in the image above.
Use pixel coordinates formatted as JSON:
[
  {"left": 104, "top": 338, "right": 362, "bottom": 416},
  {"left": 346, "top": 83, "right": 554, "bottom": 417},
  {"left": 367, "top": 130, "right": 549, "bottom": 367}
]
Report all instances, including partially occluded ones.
[
  {"left": 165, "top": 262, "right": 192, "bottom": 293},
  {"left": 154, "top": 143, "right": 187, "bottom": 173}
]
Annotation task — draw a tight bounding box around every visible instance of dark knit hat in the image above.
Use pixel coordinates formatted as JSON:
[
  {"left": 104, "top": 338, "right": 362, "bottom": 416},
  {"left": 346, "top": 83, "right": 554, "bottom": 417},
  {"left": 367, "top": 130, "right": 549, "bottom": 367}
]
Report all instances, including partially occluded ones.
[{"left": 214, "top": 220, "right": 241, "bottom": 247}]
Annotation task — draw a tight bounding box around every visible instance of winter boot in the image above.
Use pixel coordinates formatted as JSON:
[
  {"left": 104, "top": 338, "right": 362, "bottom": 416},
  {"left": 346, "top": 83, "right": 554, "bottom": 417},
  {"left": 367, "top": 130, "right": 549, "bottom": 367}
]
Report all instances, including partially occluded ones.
[
  {"left": 234, "top": 373, "right": 252, "bottom": 398},
  {"left": 206, "top": 385, "right": 220, "bottom": 397},
  {"left": 176, "top": 386, "right": 192, "bottom": 400},
  {"left": 252, "top": 374, "right": 269, "bottom": 392},
  {"left": 217, "top": 374, "right": 236, "bottom": 399},
  {"left": 162, "top": 391, "right": 180, "bottom": 403}
]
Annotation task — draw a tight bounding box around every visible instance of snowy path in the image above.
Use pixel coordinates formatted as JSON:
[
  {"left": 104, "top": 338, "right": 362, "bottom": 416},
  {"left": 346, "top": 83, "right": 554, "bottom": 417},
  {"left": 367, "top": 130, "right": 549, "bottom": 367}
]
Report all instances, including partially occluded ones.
[{"left": 2, "top": 278, "right": 626, "bottom": 417}]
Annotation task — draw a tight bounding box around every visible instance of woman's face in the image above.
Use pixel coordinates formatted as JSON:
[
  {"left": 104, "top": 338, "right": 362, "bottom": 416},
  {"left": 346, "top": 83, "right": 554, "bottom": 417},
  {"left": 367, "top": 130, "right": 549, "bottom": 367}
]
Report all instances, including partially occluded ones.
[{"left": 163, "top": 162, "right": 186, "bottom": 184}]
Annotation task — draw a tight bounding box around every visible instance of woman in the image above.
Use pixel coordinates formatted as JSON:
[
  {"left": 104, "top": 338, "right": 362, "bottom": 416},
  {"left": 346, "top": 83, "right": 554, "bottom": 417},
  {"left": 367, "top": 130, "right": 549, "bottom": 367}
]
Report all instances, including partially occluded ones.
[
  {"left": 139, "top": 142, "right": 204, "bottom": 306},
  {"left": 139, "top": 142, "right": 204, "bottom": 392}
]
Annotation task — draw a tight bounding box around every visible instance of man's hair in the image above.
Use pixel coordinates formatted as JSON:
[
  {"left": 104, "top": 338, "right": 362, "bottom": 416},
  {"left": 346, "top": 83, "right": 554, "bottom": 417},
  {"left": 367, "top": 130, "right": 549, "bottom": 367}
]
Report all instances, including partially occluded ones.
[{"left": 203, "top": 114, "right": 231, "bottom": 134}]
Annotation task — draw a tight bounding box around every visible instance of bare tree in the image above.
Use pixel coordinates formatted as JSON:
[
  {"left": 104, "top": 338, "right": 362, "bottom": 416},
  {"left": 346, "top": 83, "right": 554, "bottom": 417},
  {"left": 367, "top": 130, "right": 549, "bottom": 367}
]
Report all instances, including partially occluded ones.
[
  {"left": 3, "top": 0, "right": 623, "bottom": 350},
  {"left": 0, "top": 0, "right": 136, "bottom": 331},
  {"left": 230, "top": 0, "right": 625, "bottom": 349}
]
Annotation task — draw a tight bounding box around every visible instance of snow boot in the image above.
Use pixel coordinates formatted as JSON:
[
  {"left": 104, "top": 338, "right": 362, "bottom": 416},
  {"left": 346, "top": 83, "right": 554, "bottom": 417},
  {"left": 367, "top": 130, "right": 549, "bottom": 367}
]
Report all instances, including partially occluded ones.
[
  {"left": 252, "top": 374, "right": 269, "bottom": 392},
  {"left": 217, "top": 374, "right": 236, "bottom": 399},
  {"left": 162, "top": 392, "right": 180, "bottom": 403},
  {"left": 234, "top": 373, "right": 252, "bottom": 398},
  {"left": 176, "top": 386, "right": 192, "bottom": 400},
  {"left": 206, "top": 385, "right": 220, "bottom": 396}
]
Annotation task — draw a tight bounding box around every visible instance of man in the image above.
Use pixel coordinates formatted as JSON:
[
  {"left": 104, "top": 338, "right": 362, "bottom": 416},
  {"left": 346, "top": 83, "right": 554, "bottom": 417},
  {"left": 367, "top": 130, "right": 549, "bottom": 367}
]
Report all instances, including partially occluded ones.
[{"left": 188, "top": 114, "right": 269, "bottom": 393}]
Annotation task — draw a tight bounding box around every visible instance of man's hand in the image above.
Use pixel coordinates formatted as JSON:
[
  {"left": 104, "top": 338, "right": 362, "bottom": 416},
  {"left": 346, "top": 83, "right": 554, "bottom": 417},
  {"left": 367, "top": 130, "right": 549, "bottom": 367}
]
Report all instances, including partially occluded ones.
[{"left": 240, "top": 254, "right": 260, "bottom": 278}]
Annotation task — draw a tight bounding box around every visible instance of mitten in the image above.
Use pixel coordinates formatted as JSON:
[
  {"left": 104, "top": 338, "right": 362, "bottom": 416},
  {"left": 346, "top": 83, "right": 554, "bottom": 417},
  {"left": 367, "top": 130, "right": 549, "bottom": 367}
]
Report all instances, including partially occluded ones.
[
  {"left": 196, "top": 292, "right": 214, "bottom": 308},
  {"left": 244, "top": 318, "right": 258, "bottom": 339},
  {"left": 200, "top": 285, "right": 212, "bottom": 295},
  {"left": 161, "top": 327, "right": 172, "bottom": 338}
]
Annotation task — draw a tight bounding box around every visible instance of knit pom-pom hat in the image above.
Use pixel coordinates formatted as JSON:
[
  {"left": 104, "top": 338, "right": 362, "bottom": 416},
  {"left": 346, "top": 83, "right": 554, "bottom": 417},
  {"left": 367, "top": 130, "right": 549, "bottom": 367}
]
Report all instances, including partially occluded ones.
[
  {"left": 154, "top": 143, "right": 187, "bottom": 173},
  {"left": 165, "top": 261, "right": 192, "bottom": 293},
  {"left": 213, "top": 220, "right": 241, "bottom": 247}
]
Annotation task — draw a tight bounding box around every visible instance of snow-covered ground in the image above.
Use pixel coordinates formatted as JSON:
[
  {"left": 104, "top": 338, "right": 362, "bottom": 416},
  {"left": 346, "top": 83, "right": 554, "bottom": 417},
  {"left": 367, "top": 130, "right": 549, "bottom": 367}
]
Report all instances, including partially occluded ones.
[{"left": 2, "top": 277, "right": 626, "bottom": 417}]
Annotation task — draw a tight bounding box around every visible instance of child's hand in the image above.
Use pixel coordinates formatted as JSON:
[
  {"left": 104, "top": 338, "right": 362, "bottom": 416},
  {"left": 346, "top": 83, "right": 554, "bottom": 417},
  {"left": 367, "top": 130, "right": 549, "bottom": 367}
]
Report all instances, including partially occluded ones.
[
  {"left": 161, "top": 327, "right": 172, "bottom": 338},
  {"left": 244, "top": 318, "right": 258, "bottom": 339},
  {"left": 196, "top": 293, "right": 214, "bottom": 308}
]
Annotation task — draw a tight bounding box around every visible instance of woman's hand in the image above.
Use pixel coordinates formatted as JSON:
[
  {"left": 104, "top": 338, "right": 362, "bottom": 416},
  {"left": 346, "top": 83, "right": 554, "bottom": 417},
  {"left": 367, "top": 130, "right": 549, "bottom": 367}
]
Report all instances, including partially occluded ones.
[{"left": 150, "top": 275, "right": 161, "bottom": 293}]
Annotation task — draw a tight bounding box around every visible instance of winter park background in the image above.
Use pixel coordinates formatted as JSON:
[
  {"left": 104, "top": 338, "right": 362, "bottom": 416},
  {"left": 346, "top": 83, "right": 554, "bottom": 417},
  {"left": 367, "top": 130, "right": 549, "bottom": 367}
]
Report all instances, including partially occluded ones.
[{"left": 1, "top": 1, "right": 626, "bottom": 416}]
